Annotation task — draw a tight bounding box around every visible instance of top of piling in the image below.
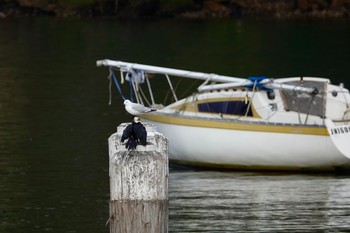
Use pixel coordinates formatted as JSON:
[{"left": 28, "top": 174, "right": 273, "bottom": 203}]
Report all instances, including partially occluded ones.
[{"left": 109, "top": 122, "right": 168, "bottom": 154}]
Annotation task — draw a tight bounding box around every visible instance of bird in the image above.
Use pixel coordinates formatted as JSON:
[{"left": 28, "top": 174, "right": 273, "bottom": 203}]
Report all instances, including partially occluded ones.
[
  {"left": 123, "top": 99, "right": 156, "bottom": 116},
  {"left": 120, "top": 117, "right": 147, "bottom": 150}
]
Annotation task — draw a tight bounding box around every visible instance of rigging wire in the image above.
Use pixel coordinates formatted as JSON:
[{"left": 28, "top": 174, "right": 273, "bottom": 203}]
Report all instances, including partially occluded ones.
[
  {"left": 166, "top": 74, "right": 178, "bottom": 102},
  {"left": 146, "top": 74, "right": 155, "bottom": 105},
  {"left": 164, "top": 77, "right": 185, "bottom": 105},
  {"left": 138, "top": 84, "right": 152, "bottom": 107},
  {"left": 244, "top": 80, "right": 257, "bottom": 117},
  {"left": 340, "top": 83, "right": 350, "bottom": 109},
  {"left": 303, "top": 94, "right": 315, "bottom": 125}
]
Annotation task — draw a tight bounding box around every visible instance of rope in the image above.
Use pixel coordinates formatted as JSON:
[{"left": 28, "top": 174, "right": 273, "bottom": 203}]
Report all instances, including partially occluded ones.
[
  {"left": 130, "top": 75, "right": 141, "bottom": 104},
  {"left": 108, "top": 71, "right": 112, "bottom": 105},
  {"left": 128, "top": 74, "right": 134, "bottom": 102},
  {"left": 109, "top": 66, "right": 126, "bottom": 102}
]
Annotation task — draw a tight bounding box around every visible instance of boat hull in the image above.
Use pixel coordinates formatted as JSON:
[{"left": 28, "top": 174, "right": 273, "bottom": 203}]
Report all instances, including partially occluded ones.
[
  {"left": 145, "top": 117, "right": 350, "bottom": 171},
  {"left": 97, "top": 59, "right": 350, "bottom": 171}
]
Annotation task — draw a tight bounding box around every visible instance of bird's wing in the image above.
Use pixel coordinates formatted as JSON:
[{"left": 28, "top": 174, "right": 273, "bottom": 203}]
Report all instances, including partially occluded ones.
[
  {"left": 131, "top": 103, "right": 152, "bottom": 113},
  {"left": 139, "top": 127, "right": 147, "bottom": 145},
  {"left": 121, "top": 124, "right": 133, "bottom": 141},
  {"left": 134, "top": 124, "right": 147, "bottom": 145}
]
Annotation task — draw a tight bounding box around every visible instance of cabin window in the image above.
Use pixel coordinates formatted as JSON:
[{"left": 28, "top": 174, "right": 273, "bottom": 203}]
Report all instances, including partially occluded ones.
[{"left": 198, "top": 101, "right": 253, "bottom": 116}]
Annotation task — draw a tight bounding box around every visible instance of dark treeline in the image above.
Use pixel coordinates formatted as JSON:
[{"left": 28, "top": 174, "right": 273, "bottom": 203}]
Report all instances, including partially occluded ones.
[{"left": 0, "top": 0, "right": 349, "bottom": 19}]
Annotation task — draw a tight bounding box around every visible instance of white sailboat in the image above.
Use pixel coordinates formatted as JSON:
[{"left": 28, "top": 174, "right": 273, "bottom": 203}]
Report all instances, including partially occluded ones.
[{"left": 97, "top": 59, "right": 350, "bottom": 171}]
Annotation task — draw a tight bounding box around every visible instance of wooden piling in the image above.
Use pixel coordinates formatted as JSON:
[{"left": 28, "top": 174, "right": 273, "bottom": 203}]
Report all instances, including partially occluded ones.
[{"left": 108, "top": 122, "right": 169, "bottom": 233}]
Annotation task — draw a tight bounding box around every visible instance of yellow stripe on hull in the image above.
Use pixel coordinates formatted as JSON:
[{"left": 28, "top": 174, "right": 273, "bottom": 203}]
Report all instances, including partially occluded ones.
[
  {"left": 142, "top": 113, "right": 329, "bottom": 136},
  {"left": 170, "top": 159, "right": 349, "bottom": 172}
]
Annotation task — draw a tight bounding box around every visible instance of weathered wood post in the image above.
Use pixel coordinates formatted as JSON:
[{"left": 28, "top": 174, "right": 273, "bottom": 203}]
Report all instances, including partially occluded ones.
[{"left": 108, "top": 122, "right": 169, "bottom": 233}]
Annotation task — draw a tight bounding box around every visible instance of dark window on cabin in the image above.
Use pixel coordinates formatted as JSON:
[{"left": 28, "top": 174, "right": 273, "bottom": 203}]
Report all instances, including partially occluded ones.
[{"left": 198, "top": 101, "right": 253, "bottom": 116}]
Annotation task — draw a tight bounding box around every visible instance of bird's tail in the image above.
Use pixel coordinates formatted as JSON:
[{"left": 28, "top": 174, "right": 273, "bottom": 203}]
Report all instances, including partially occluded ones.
[{"left": 125, "top": 139, "right": 138, "bottom": 150}]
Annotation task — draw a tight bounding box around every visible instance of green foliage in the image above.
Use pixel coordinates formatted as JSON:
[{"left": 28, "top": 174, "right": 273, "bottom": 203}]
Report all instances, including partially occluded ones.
[
  {"left": 59, "top": 0, "right": 96, "bottom": 7},
  {"left": 161, "top": 0, "right": 193, "bottom": 8}
]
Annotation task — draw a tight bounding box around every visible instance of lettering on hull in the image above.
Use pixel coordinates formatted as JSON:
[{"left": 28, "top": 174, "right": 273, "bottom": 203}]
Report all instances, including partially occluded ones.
[{"left": 330, "top": 126, "right": 350, "bottom": 135}]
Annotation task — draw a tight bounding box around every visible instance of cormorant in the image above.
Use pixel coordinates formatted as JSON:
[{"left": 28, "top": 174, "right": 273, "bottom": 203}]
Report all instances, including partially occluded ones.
[{"left": 120, "top": 117, "right": 147, "bottom": 150}]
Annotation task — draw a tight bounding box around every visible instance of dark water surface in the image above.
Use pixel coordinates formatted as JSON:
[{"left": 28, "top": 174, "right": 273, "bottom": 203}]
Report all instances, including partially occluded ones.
[{"left": 1, "top": 17, "right": 350, "bottom": 232}]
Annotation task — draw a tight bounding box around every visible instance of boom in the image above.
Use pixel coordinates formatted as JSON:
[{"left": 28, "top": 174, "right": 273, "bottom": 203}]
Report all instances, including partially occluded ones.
[
  {"left": 96, "top": 59, "right": 318, "bottom": 94},
  {"left": 96, "top": 59, "right": 245, "bottom": 83}
]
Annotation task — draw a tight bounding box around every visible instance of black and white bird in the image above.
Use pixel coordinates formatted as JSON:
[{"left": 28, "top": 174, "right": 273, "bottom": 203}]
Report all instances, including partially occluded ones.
[
  {"left": 120, "top": 117, "right": 147, "bottom": 150},
  {"left": 123, "top": 99, "right": 156, "bottom": 116}
]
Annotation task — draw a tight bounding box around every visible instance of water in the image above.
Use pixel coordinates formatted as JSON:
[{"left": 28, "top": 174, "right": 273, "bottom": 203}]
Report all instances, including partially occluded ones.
[
  {"left": 1, "top": 17, "right": 350, "bottom": 232},
  {"left": 169, "top": 171, "right": 350, "bottom": 232}
]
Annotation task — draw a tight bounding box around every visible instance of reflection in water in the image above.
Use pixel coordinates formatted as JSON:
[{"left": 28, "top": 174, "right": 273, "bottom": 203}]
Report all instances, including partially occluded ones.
[{"left": 169, "top": 171, "right": 350, "bottom": 232}]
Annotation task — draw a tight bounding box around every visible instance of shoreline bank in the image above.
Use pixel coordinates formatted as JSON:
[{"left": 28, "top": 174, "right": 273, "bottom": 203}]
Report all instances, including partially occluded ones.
[{"left": 0, "top": 0, "right": 349, "bottom": 19}]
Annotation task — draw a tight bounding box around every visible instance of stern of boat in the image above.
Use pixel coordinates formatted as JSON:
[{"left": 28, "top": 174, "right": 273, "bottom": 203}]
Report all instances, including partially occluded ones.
[{"left": 326, "top": 118, "right": 350, "bottom": 160}]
